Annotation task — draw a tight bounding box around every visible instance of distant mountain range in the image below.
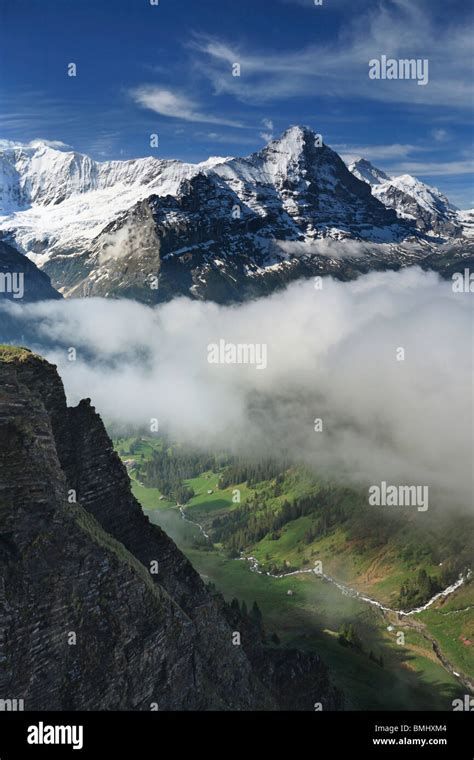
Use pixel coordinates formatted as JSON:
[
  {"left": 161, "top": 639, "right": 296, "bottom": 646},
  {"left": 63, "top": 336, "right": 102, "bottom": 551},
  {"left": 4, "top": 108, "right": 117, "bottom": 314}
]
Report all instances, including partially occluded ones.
[
  {"left": 348, "top": 158, "right": 461, "bottom": 237},
  {"left": 0, "top": 127, "right": 472, "bottom": 303}
]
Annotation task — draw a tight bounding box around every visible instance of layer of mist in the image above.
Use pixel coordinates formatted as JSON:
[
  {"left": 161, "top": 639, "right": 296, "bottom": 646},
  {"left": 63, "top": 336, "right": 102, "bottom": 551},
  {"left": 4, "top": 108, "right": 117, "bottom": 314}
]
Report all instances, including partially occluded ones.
[{"left": 1, "top": 267, "right": 471, "bottom": 509}]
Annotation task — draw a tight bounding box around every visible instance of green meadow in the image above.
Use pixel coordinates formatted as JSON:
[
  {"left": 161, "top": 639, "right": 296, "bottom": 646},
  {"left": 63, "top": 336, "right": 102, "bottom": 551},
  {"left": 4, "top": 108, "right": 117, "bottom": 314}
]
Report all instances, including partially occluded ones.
[{"left": 115, "top": 435, "right": 473, "bottom": 710}]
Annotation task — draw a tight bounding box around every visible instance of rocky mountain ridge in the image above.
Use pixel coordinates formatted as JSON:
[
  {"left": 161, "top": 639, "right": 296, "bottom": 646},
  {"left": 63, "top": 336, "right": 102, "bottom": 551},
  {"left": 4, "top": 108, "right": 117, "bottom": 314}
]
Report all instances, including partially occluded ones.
[
  {"left": 0, "top": 127, "right": 472, "bottom": 303},
  {"left": 348, "top": 158, "right": 463, "bottom": 237},
  {"left": 0, "top": 347, "right": 342, "bottom": 710}
]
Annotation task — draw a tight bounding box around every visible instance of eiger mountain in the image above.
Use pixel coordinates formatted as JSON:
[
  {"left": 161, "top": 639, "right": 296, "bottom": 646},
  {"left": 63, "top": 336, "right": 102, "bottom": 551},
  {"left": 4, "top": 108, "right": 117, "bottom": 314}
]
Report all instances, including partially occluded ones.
[{"left": 0, "top": 127, "right": 472, "bottom": 303}]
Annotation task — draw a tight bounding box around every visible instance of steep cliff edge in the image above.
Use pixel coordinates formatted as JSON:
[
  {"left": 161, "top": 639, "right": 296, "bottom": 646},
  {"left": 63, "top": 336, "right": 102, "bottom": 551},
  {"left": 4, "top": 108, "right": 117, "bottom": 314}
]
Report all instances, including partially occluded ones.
[{"left": 0, "top": 347, "right": 342, "bottom": 711}]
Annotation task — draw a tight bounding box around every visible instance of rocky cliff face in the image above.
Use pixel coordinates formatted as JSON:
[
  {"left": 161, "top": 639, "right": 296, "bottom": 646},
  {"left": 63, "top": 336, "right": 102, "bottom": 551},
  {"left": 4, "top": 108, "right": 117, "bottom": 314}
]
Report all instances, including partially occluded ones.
[
  {"left": 0, "top": 348, "right": 342, "bottom": 711},
  {"left": 0, "top": 242, "right": 61, "bottom": 344},
  {"left": 0, "top": 241, "right": 61, "bottom": 302}
]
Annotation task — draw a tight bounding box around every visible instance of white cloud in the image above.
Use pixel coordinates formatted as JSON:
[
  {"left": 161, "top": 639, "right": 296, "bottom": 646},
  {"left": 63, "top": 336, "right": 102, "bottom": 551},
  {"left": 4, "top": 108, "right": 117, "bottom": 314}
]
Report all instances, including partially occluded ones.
[
  {"left": 194, "top": 130, "right": 256, "bottom": 146},
  {"left": 190, "top": 1, "right": 473, "bottom": 108},
  {"left": 130, "top": 86, "right": 243, "bottom": 127},
  {"left": 259, "top": 118, "right": 274, "bottom": 142},
  {"left": 337, "top": 143, "right": 423, "bottom": 165},
  {"left": 1, "top": 268, "right": 471, "bottom": 508},
  {"left": 338, "top": 144, "right": 474, "bottom": 180},
  {"left": 392, "top": 160, "right": 474, "bottom": 177},
  {"left": 431, "top": 128, "right": 449, "bottom": 142},
  {"left": 278, "top": 0, "right": 356, "bottom": 6},
  {"left": 276, "top": 239, "right": 368, "bottom": 258}
]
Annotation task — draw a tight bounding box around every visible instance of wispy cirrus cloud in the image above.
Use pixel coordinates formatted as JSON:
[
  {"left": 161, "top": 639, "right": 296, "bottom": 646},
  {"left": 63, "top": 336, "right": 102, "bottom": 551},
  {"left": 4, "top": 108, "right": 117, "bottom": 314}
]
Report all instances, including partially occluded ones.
[
  {"left": 391, "top": 159, "right": 474, "bottom": 177},
  {"left": 336, "top": 143, "right": 426, "bottom": 163},
  {"left": 130, "top": 85, "right": 244, "bottom": 127},
  {"left": 259, "top": 118, "right": 274, "bottom": 142},
  {"left": 338, "top": 142, "right": 474, "bottom": 179},
  {"left": 278, "top": 0, "right": 357, "bottom": 6},
  {"left": 194, "top": 131, "right": 257, "bottom": 146},
  {"left": 431, "top": 129, "right": 449, "bottom": 142},
  {"left": 189, "top": 0, "right": 473, "bottom": 109}
]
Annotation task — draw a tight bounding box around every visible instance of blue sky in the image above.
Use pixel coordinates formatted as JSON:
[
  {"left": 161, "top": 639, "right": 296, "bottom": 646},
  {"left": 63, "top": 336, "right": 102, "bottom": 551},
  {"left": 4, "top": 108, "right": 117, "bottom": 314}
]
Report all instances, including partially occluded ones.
[{"left": 0, "top": 0, "right": 473, "bottom": 206}]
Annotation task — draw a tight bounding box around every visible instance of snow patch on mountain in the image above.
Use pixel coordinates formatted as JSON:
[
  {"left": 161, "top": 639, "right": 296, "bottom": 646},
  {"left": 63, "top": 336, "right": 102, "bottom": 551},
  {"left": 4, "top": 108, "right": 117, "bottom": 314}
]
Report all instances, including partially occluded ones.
[
  {"left": 348, "top": 158, "right": 461, "bottom": 235},
  {"left": 0, "top": 141, "right": 229, "bottom": 211},
  {"left": 0, "top": 141, "right": 231, "bottom": 262},
  {"left": 457, "top": 208, "right": 474, "bottom": 238},
  {"left": 381, "top": 174, "right": 458, "bottom": 215},
  {"left": 348, "top": 158, "right": 391, "bottom": 186}
]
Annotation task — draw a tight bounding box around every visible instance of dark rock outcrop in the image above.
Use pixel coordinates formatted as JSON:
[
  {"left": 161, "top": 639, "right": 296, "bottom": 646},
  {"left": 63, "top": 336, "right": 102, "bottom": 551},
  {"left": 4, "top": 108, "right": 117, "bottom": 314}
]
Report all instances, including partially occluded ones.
[
  {"left": 0, "top": 241, "right": 61, "bottom": 302},
  {"left": 0, "top": 348, "right": 343, "bottom": 711}
]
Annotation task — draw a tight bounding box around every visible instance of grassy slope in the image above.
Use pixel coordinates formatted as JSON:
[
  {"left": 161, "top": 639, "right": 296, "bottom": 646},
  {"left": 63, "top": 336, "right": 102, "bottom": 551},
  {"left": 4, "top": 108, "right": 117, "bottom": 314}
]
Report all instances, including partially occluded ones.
[
  {"left": 114, "top": 436, "right": 472, "bottom": 709},
  {"left": 0, "top": 345, "right": 32, "bottom": 360},
  {"left": 183, "top": 548, "right": 462, "bottom": 711},
  {"left": 250, "top": 518, "right": 442, "bottom": 606},
  {"left": 418, "top": 583, "right": 474, "bottom": 677},
  {"left": 185, "top": 472, "right": 252, "bottom": 518}
]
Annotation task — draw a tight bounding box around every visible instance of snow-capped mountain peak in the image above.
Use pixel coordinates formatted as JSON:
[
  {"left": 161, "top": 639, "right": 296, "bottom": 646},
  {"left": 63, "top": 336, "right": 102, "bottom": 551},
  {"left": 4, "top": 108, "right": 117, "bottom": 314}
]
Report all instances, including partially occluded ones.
[
  {"left": 261, "top": 125, "right": 328, "bottom": 180},
  {"left": 348, "top": 158, "right": 391, "bottom": 186},
  {"left": 388, "top": 174, "right": 458, "bottom": 213},
  {"left": 348, "top": 158, "right": 461, "bottom": 236},
  {"left": 0, "top": 127, "right": 407, "bottom": 275},
  {"left": 0, "top": 126, "right": 469, "bottom": 303},
  {"left": 267, "top": 124, "right": 311, "bottom": 157},
  {"left": 213, "top": 125, "right": 355, "bottom": 198},
  {"left": 0, "top": 140, "right": 234, "bottom": 213}
]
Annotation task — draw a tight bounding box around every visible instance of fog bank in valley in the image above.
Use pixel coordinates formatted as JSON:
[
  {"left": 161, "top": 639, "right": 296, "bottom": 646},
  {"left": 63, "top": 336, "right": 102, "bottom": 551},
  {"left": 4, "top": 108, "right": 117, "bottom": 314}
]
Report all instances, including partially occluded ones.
[{"left": 1, "top": 267, "right": 471, "bottom": 508}]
